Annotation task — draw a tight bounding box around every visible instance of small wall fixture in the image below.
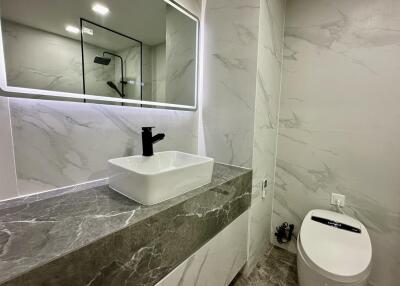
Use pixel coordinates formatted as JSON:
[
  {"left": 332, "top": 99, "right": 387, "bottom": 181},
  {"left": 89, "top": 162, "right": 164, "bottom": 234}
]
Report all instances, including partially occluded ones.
[{"left": 92, "top": 4, "right": 110, "bottom": 16}]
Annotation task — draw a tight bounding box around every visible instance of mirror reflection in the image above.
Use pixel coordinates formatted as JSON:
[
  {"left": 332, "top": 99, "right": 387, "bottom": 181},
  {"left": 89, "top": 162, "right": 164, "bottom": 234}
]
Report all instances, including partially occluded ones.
[
  {"left": 82, "top": 19, "right": 142, "bottom": 100},
  {"left": 0, "top": 0, "right": 198, "bottom": 108}
]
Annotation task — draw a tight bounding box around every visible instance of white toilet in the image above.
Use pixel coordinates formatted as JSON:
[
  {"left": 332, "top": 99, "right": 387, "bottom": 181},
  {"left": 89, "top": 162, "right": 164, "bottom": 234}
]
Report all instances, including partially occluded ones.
[{"left": 297, "top": 209, "right": 372, "bottom": 286}]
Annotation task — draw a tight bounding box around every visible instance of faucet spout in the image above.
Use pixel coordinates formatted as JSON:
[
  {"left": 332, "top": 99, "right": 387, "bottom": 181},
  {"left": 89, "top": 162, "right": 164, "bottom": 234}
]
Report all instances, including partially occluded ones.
[{"left": 141, "top": 127, "right": 165, "bottom": 156}]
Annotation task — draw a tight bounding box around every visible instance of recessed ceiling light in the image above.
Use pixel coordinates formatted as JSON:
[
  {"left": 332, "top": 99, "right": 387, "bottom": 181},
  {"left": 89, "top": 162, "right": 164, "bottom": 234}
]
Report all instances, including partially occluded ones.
[
  {"left": 92, "top": 4, "right": 110, "bottom": 15},
  {"left": 65, "top": 25, "right": 80, "bottom": 34}
]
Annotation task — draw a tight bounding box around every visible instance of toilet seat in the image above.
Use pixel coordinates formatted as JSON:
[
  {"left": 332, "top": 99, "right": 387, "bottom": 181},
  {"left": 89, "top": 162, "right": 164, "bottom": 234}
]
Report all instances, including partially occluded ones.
[{"left": 299, "top": 209, "right": 372, "bottom": 283}]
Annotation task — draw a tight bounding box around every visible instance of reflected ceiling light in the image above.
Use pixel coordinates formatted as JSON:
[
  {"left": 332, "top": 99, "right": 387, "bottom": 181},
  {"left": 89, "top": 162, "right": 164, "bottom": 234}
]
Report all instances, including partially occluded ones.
[
  {"left": 82, "top": 27, "right": 94, "bottom": 36},
  {"left": 92, "top": 4, "right": 110, "bottom": 15},
  {"left": 65, "top": 25, "right": 80, "bottom": 34}
]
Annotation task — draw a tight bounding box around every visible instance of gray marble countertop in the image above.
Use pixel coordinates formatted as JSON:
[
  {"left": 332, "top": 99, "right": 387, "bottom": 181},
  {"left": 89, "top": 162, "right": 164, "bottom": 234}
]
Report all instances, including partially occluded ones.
[{"left": 0, "top": 163, "right": 251, "bottom": 285}]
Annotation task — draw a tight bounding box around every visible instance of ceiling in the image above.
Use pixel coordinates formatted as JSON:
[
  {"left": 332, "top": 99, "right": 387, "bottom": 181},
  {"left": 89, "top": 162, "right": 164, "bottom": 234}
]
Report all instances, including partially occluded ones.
[{"left": 1, "top": 0, "right": 169, "bottom": 49}]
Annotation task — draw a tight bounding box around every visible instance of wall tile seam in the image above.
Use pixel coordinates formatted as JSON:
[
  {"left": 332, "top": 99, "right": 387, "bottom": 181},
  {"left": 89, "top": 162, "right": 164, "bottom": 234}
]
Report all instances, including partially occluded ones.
[
  {"left": 246, "top": 0, "right": 280, "bottom": 272},
  {"left": 270, "top": 0, "right": 287, "bottom": 245},
  {"left": 195, "top": 0, "right": 206, "bottom": 156},
  {"left": 251, "top": 0, "right": 273, "bottom": 185},
  {"left": 250, "top": 0, "right": 267, "bottom": 179},
  {"left": 233, "top": 0, "right": 261, "bottom": 169}
]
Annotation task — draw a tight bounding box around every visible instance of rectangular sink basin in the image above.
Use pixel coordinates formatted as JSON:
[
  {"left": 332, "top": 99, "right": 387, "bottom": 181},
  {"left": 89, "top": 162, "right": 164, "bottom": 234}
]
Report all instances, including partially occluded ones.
[{"left": 108, "top": 151, "right": 214, "bottom": 205}]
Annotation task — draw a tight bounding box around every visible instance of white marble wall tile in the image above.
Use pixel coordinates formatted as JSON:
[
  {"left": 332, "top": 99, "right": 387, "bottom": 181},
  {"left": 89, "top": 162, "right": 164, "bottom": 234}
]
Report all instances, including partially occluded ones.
[
  {"left": 141, "top": 44, "right": 153, "bottom": 101},
  {"left": 156, "top": 211, "right": 248, "bottom": 286},
  {"left": 252, "top": 0, "right": 286, "bottom": 184},
  {"left": 274, "top": 1, "right": 400, "bottom": 284},
  {"left": 273, "top": 129, "right": 400, "bottom": 282},
  {"left": 117, "top": 45, "right": 141, "bottom": 100},
  {"left": 142, "top": 44, "right": 166, "bottom": 103},
  {"left": 2, "top": 20, "right": 82, "bottom": 94},
  {"left": 151, "top": 44, "right": 167, "bottom": 103},
  {"left": 202, "top": 0, "right": 260, "bottom": 168},
  {"left": 0, "top": 97, "right": 18, "bottom": 200},
  {"left": 9, "top": 97, "right": 197, "bottom": 196},
  {"left": 2, "top": 20, "right": 116, "bottom": 98},
  {"left": 280, "top": 0, "right": 400, "bottom": 133},
  {"left": 165, "top": 5, "right": 197, "bottom": 106}
]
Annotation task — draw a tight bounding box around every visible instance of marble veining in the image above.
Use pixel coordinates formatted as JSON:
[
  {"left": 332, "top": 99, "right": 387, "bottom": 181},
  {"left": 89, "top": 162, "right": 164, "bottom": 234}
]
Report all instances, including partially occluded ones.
[
  {"left": 202, "top": 0, "right": 260, "bottom": 168},
  {"left": 231, "top": 246, "right": 298, "bottom": 286},
  {"left": 156, "top": 211, "right": 249, "bottom": 286},
  {"left": 0, "top": 163, "right": 251, "bottom": 285},
  {"left": 202, "top": 0, "right": 286, "bottom": 275},
  {"left": 165, "top": 5, "right": 196, "bottom": 106},
  {"left": 0, "top": 0, "right": 200, "bottom": 203},
  {"left": 9, "top": 97, "right": 196, "bottom": 196},
  {"left": 2, "top": 20, "right": 115, "bottom": 98},
  {"left": 273, "top": 0, "right": 400, "bottom": 285}
]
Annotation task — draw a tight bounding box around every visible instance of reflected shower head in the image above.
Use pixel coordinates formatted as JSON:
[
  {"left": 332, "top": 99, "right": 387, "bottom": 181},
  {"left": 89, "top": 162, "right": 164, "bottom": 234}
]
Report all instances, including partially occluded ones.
[
  {"left": 107, "top": 81, "right": 118, "bottom": 90},
  {"left": 94, "top": 56, "right": 111, "bottom": 65},
  {"left": 107, "top": 81, "right": 125, "bottom": 98}
]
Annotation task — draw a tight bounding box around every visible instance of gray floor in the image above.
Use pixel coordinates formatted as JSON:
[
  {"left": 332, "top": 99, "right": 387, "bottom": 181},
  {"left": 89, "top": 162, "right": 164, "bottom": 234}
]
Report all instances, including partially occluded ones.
[{"left": 231, "top": 246, "right": 298, "bottom": 286}]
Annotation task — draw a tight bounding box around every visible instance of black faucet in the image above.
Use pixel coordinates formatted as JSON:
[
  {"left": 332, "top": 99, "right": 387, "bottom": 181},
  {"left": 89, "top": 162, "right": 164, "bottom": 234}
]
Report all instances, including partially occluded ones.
[{"left": 141, "top": 127, "right": 165, "bottom": 156}]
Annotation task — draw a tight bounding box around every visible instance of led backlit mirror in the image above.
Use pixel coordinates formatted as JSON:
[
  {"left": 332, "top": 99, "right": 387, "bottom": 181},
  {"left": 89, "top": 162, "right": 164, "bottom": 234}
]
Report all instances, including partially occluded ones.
[{"left": 0, "top": 0, "right": 198, "bottom": 109}]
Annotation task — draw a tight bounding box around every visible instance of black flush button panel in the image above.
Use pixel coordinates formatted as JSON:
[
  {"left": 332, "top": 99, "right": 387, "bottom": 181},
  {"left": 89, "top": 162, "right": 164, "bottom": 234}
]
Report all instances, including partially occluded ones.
[{"left": 311, "top": 216, "right": 361, "bottom": 233}]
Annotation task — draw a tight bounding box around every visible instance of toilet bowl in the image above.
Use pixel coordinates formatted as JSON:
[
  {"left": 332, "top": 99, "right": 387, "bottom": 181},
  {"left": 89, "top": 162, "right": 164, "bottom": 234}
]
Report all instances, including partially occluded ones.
[{"left": 297, "top": 209, "right": 372, "bottom": 286}]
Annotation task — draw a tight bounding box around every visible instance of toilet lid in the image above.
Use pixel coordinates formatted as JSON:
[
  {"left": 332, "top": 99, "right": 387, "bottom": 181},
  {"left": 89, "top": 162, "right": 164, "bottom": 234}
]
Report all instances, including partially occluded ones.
[{"left": 299, "top": 209, "right": 372, "bottom": 282}]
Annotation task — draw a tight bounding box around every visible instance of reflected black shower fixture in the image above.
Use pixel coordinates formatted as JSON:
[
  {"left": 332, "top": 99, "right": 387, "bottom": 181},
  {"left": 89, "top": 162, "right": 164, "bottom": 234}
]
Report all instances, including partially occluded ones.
[
  {"left": 94, "top": 52, "right": 127, "bottom": 98},
  {"left": 107, "top": 81, "right": 124, "bottom": 98},
  {"left": 93, "top": 56, "right": 111, "bottom": 65}
]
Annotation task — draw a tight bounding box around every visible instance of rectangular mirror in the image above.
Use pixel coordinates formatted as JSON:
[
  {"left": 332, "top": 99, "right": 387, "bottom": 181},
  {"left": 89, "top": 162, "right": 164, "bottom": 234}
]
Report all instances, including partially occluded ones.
[{"left": 0, "top": 0, "right": 198, "bottom": 110}]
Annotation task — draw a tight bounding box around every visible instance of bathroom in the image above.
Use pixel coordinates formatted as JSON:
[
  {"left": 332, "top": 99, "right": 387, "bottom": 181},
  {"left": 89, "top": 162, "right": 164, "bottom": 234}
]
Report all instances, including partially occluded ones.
[{"left": 0, "top": 0, "right": 398, "bottom": 285}]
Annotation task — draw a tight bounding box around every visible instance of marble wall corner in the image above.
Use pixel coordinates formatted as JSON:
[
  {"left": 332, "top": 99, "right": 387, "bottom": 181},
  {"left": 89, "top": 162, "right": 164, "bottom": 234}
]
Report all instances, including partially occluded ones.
[
  {"left": 248, "top": 0, "right": 286, "bottom": 272},
  {"left": 251, "top": 0, "right": 286, "bottom": 187}
]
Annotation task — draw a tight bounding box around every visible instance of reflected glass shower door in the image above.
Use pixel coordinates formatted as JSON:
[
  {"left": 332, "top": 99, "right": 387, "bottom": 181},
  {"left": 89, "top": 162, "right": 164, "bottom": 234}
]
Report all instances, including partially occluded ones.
[{"left": 80, "top": 19, "right": 142, "bottom": 101}]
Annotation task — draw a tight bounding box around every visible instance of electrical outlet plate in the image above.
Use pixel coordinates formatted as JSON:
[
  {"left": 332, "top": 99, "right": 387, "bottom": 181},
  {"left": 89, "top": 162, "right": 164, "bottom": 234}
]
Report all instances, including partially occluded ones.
[{"left": 331, "top": 193, "right": 345, "bottom": 207}]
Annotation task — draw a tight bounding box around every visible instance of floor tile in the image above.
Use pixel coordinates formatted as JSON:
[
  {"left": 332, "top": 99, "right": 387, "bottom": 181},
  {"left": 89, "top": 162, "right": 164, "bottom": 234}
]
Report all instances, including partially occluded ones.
[{"left": 231, "top": 246, "right": 298, "bottom": 286}]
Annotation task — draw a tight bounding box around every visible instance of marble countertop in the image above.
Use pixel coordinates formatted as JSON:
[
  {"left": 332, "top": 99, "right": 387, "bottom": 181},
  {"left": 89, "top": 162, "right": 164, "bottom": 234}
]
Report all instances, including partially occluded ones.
[{"left": 0, "top": 163, "right": 251, "bottom": 285}]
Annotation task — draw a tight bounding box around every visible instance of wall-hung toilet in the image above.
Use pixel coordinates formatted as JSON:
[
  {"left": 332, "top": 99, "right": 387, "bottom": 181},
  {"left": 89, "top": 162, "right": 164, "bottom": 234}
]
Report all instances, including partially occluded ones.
[{"left": 297, "top": 209, "right": 372, "bottom": 286}]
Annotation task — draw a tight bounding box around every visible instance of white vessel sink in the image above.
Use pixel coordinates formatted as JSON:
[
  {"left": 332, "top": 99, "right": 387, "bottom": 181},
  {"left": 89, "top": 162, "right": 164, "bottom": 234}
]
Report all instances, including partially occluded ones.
[{"left": 108, "top": 151, "right": 214, "bottom": 205}]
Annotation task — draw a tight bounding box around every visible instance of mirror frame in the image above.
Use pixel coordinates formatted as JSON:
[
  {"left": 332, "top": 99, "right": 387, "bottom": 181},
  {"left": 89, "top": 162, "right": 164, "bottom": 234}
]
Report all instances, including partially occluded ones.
[{"left": 0, "top": 0, "right": 199, "bottom": 111}]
